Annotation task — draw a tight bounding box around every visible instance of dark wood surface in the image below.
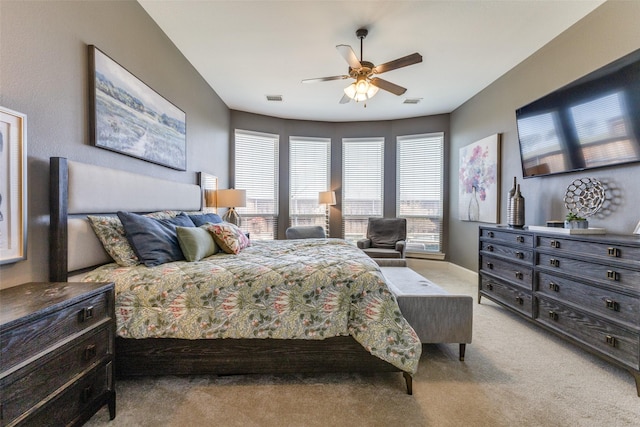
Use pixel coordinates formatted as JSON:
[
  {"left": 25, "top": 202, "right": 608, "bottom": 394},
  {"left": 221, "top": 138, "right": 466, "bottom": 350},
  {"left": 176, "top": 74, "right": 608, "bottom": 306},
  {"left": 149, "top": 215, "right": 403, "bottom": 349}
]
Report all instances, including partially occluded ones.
[
  {"left": 479, "top": 225, "right": 640, "bottom": 397},
  {"left": 0, "top": 281, "right": 116, "bottom": 425}
]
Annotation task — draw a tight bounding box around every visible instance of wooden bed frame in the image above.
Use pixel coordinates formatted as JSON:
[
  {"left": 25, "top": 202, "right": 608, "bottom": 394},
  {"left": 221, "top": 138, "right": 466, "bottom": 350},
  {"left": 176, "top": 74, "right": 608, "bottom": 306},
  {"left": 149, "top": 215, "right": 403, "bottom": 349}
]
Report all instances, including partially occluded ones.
[{"left": 49, "top": 157, "right": 413, "bottom": 394}]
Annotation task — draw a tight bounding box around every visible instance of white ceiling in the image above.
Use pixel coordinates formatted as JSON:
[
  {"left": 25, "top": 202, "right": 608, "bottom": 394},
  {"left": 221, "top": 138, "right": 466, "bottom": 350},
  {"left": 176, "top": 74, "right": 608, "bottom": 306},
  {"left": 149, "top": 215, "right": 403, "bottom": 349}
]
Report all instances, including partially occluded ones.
[{"left": 138, "top": 0, "right": 605, "bottom": 123}]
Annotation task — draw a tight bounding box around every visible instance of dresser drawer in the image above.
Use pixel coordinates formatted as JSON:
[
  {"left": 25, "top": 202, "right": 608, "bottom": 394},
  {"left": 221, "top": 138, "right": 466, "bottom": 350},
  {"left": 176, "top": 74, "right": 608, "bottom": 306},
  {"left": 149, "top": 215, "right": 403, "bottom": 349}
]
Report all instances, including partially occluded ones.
[
  {"left": 18, "top": 362, "right": 112, "bottom": 427},
  {"left": 537, "top": 297, "right": 640, "bottom": 370},
  {"left": 480, "top": 241, "right": 533, "bottom": 264},
  {"left": 480, "top": 255, "right": 533, "bottom": 290},
  {"left": 0, "top": 326, "right": 112, "bottom": 426},
  {"left": 0, "top": 291, "right": 111, "bottom": 373},
  {"left": 537, "top": 253, "right": 640, "bottom": 294},
  {"left": 537, "top": 236, "right": 640, "bottom": 266},
  {"left": 480, "top": 228, "right": 533, "bottom": 248},
  {"left": 537, "top": 272, "right": 640, "bottom": 326},
  {"left": 480, "top": 276, "right": 533, "bottom": 317}
]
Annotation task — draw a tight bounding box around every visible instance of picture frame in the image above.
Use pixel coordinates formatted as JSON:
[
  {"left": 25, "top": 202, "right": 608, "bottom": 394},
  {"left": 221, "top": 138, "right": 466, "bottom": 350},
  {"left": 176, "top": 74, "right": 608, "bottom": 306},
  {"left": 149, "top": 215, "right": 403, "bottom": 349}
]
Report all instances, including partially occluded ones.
[
  {"left": 0, "top": 106, "right": 27, "bottom": 264},
  {"left": 88, "top": 45, "right": 187, "bottom": 170},
  {"left": 458, "top": 133, "right": 501, "bottom": 223}
]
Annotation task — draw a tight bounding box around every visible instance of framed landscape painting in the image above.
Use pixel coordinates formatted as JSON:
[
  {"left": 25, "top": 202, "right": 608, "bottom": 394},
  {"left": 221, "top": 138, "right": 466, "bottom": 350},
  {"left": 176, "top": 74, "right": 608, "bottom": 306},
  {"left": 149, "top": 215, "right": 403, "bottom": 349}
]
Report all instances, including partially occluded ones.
[
  {"left": 89, "top": 45, "right": 186, "bottom": 170},
  {"left": 458, "top": 134, "right": 500, "bottom": 223},
  {"left": 0, "top": 106, "right": 27, "bottom": 264}
]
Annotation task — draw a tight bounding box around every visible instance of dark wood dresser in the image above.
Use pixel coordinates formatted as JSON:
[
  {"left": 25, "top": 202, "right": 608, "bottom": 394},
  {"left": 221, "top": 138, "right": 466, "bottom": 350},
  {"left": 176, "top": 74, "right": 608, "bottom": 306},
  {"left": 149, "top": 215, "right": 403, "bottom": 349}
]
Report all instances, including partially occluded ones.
[
  {"left": 478, "top": 225, "right": 640, "bottom": 396},
  {"left": 0, "top": 282, "right": 116, "bottom": 426}
]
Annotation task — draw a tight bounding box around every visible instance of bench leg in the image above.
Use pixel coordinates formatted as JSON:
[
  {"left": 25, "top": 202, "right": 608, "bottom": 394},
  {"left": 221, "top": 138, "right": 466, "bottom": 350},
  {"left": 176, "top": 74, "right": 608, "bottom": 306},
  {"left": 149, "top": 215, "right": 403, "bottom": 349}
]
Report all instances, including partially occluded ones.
[
  {"left": 459, "top": 343, "right": 466, "bottom": 361},
  {"left": 402, "top": 372, "right": 413, "bottom": 395}
]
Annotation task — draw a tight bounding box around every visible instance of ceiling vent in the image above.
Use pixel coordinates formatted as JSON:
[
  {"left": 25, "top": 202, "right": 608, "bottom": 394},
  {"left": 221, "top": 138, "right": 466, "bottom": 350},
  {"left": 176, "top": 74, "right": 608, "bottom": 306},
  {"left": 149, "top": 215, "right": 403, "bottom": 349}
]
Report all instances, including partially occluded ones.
[
  {"left": 403, "top": 98, "right": 422, "bottom": 104},
  {"left": 266, "top": 95, "right": 283, "bottom": 102}
]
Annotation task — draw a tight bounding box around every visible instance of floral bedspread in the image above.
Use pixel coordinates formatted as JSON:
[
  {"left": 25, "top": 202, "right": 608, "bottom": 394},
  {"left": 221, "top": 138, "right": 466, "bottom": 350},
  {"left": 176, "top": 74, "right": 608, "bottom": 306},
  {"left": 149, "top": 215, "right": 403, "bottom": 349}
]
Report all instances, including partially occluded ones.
[{"left": 83, "top": 238, "right": 421, "bottom": 373}]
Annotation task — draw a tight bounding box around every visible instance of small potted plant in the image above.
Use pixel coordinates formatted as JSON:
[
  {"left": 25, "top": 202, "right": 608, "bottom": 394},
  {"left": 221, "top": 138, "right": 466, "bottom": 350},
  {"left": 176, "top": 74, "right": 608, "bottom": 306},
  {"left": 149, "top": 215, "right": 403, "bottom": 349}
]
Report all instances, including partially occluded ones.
[{"left": 565, "top": 212, "right": 589, "bottom": 229}]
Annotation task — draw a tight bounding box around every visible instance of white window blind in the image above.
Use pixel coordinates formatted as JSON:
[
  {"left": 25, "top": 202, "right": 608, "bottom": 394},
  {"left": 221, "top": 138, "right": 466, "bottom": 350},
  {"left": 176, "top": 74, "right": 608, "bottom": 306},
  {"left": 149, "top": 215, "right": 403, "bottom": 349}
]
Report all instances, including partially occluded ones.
[
  {"left": 289, "top": 137, "right": 331, "bottom": 227},
  {"left": 342, "top": 137, "right": 384, "bottom": 243},
  {"left": 397, "top": 133, "right": 444, "bottom": 254},
  {"left": 234, "top": 129, "right": 279, "bottom": 240}
]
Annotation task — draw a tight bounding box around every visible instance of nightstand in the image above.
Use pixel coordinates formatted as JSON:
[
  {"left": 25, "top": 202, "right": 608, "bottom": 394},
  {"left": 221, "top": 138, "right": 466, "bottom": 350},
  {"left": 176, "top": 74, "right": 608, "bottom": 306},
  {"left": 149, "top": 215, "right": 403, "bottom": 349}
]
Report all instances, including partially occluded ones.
[{"left": 0, "top": 282, "right": 116, "bottom": 426}]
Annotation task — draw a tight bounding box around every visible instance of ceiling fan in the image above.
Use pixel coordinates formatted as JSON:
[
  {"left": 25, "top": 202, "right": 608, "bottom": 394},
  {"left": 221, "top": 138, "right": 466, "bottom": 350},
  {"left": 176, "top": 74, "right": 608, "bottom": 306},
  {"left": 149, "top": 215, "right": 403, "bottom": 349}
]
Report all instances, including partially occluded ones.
[{"left": 302, "top": 28, "right": 422, "bottom": 104}]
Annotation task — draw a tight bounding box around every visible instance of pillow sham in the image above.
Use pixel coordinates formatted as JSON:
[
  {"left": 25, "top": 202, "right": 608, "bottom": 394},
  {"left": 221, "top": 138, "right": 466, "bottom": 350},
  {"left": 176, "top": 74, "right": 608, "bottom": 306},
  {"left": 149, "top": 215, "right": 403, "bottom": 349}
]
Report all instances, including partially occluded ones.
[
  {"left": 176, "top": 225, "right": 219, "bottom": 261},
  {"left": 88, "top": 211, "right": 181, "bottom": 266},
  {"left": 117, "top": 211, "right": 196, "bottom": 267},
  {"left": 187, "top": 212, "right": 223, "bottom": 227},
  {"left": 205, "top": 222, "right": 250, "bottom": 255}
]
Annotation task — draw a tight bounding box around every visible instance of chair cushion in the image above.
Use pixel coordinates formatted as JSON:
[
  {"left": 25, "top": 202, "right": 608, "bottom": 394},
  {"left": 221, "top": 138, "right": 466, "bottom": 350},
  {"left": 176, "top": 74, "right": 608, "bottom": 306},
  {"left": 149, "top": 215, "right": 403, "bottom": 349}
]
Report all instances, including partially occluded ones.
[{"left": 362, "top": 248, "right": 402, "bottom": 258}]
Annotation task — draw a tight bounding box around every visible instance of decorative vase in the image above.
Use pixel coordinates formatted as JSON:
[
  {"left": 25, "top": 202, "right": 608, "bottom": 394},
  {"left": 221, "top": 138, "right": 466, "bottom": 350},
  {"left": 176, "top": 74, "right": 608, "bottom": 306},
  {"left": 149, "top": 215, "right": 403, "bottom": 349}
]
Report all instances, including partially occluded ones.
[
  {"left": 508, "top": 183, "right": 525, "bottom": 228},
  {"left": 468, "top": 186, "right": 480, "bottom": 221}
]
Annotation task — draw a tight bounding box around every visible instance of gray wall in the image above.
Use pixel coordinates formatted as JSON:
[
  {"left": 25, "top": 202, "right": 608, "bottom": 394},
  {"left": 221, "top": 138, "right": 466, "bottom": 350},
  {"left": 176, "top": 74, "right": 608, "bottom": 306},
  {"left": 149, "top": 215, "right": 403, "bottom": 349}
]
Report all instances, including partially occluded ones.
[
  {"left": 0, "top": 1, "right": 230, "bottom": 289},
  {"left": 230, "top": 110, "right": 450, "bottom": 242},
  {"left": 449, "top": 0, "right": 640, "bottom": 271}
]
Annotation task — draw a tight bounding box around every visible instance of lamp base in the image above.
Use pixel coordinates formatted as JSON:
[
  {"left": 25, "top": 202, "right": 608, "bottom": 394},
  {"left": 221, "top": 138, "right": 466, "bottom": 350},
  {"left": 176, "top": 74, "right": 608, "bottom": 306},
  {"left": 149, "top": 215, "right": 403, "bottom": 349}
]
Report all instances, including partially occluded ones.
[{"left": 222, "top": 208, "right": 241, "bottom": 226}]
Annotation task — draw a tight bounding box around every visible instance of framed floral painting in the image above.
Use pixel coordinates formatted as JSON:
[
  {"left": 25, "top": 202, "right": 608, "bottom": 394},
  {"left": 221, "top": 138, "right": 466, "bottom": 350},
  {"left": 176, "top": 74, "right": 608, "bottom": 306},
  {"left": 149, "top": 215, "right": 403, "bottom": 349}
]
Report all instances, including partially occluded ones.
[{"left": 458, "top": 134, "right": 500, "bottom": 223}]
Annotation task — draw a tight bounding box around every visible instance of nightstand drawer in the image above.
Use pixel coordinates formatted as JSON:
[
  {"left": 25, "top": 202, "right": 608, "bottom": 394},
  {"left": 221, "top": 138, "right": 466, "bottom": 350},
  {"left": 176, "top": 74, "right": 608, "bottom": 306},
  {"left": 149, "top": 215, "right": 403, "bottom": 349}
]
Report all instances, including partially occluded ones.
[
  {"left": 537, "top": 272, "right": 640, "bottom": 326},
  {"left": 0, "top": 326, "right": 112, "bottom": 426},
  {"left": 20, "top": 363, "right": 111, "bottom": 427},
  {"left": 537, "top": 297, "right": 640, "bottom": 370},
  {"left": 1, "top": 291, "right": 110, "bottom": 373}
]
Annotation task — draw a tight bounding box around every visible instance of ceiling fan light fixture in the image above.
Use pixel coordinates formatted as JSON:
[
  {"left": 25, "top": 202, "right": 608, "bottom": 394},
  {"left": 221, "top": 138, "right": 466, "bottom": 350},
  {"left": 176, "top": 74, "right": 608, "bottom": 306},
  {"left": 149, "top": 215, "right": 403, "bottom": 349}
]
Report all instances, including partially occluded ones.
[{"left": 344, "top": 78, "right": 379, "bottom": 102}]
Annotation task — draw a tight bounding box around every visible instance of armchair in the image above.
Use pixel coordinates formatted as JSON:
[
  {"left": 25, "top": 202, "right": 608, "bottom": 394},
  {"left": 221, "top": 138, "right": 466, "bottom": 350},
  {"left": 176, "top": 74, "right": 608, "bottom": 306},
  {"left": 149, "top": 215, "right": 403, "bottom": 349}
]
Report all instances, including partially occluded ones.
[{"left": 357, "top": 217, "right": 407, "bottom": 259}]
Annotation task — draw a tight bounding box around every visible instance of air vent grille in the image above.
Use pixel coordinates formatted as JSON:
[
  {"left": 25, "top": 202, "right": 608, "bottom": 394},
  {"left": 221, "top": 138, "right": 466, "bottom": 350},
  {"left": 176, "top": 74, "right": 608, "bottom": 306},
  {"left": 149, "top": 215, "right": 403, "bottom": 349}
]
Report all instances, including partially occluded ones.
[
  {"left": 266, "top": 95, "right": 283, "bottom": 102},
  {"left": 403, "top": 98, "right": 422, "bottom": 104}
]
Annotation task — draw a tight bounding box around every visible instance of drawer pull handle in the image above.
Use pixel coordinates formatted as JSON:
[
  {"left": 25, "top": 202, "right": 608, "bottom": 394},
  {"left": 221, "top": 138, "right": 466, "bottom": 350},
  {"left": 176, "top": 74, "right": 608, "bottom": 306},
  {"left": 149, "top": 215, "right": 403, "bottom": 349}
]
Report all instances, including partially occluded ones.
[
  {"left": 515, "top": 251, "right": 524, "bottom": 259},
  {"left": 486, "top": 283, "right": 494, "bottom": 291},
  {"left": 606, "top": 270, "right": 620, "bottom": 281},
  {"left": 605, "top": 335, "right": 617, "bottom": 347},
  {"left": 549, "top": 282, "right": 560, "bottom": 292},
  {"left": 487, "top": 231, "right": 494, "bottom": 238},
  {"left": 605, "top": 299, "right": 620, "bottom": 311},
  {"left": 550, "top": 240, "right": 560, "bottom": 249},
  {"left": 515, "top": 297, "right": 524, "bottom": 305},
  {"left": 515, "top": 271, "right": 523, "bottom": 280},
  {"left": 607, "top": 247, "right": 620, "bottom": 257},
  {"left": 516, "top": 236, "right": 524, "bottom": 243},
  {"left": 83, "top": 344, "right": 97, "bottom": 361},
  {"left": 549, "top": 259, "right": 560, "bottom": 268},
  {"left": 79, "top": 306, "right": 94, "bottom": 322},
  {"left": 548, "top": 311, "right": 558, "bottom": 321},
  {"left": 81, "top": 385, "right": 94, "bottom": 403},
  {"left": 486, "top": 262, "right": 494, "bottom": 270},
  {"left": 487, "top": 245, "right": 494, "bottom": 252}
]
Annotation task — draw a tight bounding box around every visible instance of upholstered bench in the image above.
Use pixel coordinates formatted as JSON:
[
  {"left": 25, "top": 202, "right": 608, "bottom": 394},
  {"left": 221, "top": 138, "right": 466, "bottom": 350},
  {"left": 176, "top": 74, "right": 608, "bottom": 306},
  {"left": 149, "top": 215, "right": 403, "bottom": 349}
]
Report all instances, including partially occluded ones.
[{"left": 380, "top": 266, "right": 473, "bottom": 361}]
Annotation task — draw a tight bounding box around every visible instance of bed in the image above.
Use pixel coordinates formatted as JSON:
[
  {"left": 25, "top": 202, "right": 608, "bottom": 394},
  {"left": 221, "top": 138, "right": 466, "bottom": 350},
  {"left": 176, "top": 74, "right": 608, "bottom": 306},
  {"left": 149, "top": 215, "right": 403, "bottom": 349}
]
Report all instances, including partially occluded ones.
[{"left": 49, "top": 157, "right": 421, "bottom": 394}]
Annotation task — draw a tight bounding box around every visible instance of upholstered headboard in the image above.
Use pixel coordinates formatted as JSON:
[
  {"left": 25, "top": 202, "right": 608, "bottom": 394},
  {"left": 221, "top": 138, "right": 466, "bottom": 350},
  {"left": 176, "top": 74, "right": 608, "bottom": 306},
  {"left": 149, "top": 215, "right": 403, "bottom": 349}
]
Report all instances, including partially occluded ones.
[{"left": 49, "top": 157, "right": 206, "bottom": 281}]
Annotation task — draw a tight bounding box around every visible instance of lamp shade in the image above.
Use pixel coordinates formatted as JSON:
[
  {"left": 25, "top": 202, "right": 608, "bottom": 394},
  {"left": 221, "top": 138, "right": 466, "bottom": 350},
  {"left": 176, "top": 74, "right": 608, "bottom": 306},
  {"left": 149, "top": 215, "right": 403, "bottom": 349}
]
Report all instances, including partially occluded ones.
[
  {"left": 318, "top": 191, "right": 336, "bottom": 205},
  {"left": 217, "top": 189, "right": 246, "bottom": 208}
]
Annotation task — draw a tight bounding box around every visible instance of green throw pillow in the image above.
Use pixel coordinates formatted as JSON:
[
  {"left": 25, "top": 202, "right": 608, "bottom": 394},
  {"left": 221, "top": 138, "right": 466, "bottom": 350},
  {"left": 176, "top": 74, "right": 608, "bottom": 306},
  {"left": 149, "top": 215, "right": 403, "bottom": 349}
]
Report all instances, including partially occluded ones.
[{"left": 176, "top": 225, "right": 219, "bottom": 261}]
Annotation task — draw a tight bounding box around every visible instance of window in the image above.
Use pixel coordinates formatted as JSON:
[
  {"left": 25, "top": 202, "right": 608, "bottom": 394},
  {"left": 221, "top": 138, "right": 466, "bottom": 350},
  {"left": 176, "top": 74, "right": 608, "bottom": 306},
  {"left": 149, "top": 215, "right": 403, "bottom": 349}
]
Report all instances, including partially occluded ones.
[
  {"left": 397, "top": 133, "right": 444, "bottom": 254},
  {"left": 289, "top": 137, "right": 331, "bottom": 227},
  {"left": 234, "top": 130, "right": 279, "bottom": 240},
  {"left": 342, "top": 137, "right": 384, "bottom": 243}
]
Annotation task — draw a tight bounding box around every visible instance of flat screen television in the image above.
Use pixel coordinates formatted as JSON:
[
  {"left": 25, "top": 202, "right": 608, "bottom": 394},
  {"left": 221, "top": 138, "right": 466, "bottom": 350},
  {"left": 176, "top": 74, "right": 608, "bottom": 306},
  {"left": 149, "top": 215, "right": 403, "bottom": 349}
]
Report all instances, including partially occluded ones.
[{"left": 516, "top": 48, "right": 640, "bottom": 178}]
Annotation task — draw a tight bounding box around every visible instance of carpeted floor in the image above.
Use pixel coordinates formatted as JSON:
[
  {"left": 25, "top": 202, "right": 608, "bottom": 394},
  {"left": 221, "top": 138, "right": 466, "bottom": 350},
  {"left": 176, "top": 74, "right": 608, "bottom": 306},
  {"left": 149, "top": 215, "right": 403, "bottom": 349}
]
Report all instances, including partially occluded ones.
[{"left": 85, "top": 260, "right": 640, "bottom": 426}]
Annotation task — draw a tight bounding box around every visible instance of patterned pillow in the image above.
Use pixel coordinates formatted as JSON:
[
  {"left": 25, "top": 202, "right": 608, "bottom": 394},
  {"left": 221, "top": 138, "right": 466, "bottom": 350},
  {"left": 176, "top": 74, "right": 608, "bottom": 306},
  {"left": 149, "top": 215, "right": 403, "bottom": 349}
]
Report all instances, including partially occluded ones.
[
  {"left": 205, "top": 222, "right": 250, "bottom": 254},
  {"left": 87, "top": 211, "right": 180, "bottom": 266}
]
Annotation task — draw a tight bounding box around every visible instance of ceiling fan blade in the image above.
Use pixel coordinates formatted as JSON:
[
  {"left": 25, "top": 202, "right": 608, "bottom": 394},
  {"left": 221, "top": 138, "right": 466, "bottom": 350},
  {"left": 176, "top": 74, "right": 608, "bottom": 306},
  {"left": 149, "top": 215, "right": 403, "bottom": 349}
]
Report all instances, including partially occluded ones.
[
  {"left": 339, "top": 93, "right": 351, "bottom": 104},
  {"left": 336, "top": 44, "right": 362, "bottom": 69},
  {"left": 373, "top": 53, "right": 422, "bottom": 74},
  {"left": 301, "top": 75, "right": 350, "bottom": 83},
  {"left": 370, "top": 77, "right": 407, "bottom": 96}
]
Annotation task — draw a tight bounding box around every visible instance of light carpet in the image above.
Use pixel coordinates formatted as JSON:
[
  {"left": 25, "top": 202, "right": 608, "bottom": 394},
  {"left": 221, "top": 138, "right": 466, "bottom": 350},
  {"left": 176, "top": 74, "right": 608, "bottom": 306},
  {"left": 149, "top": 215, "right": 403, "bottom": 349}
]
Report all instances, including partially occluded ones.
[{"left": 85, "top": 260, "right": 639, "bottom": 426}]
